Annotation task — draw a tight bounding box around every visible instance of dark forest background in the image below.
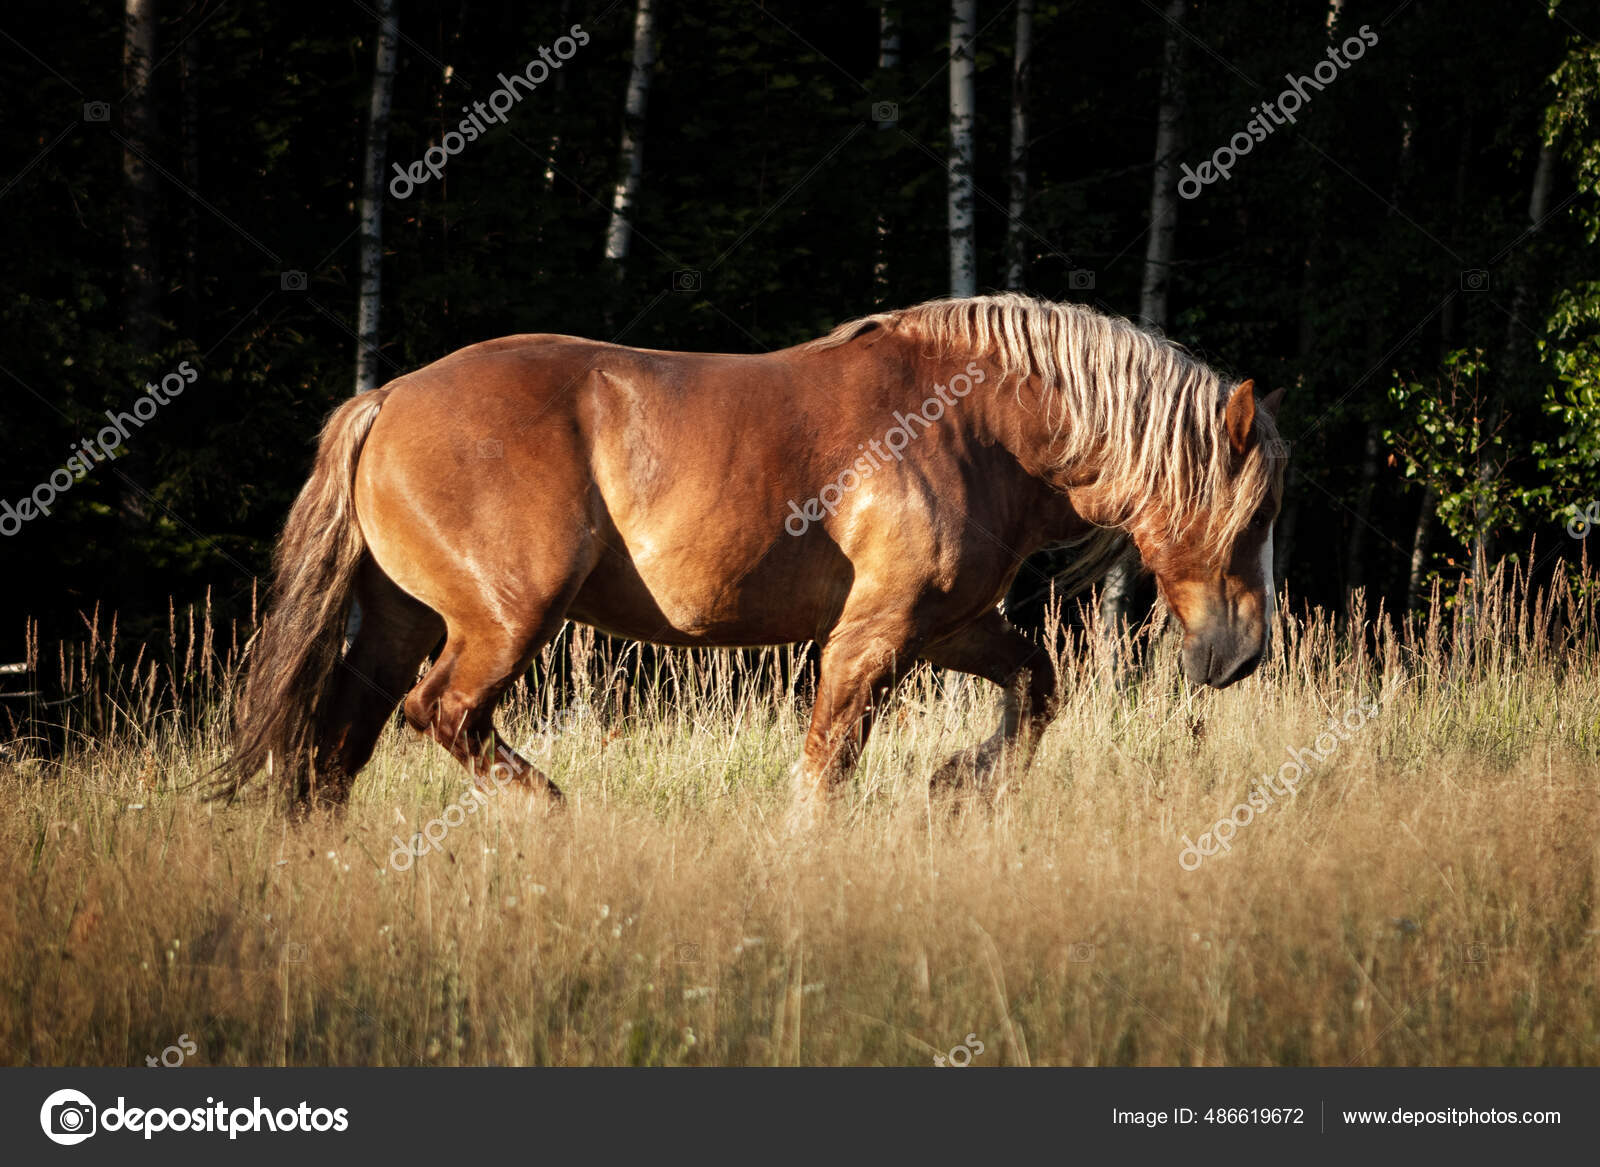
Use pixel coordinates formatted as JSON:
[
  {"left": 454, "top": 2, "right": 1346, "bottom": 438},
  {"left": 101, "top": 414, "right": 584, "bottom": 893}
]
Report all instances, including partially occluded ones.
[{"left": 4, "top": 0, "right": 1600, "bottom": 674}]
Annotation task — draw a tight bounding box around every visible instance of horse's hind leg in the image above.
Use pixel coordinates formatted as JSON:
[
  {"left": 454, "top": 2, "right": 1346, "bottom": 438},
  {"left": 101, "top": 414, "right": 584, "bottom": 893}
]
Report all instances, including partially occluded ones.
[
  {"left": 402, "top": 599, "right": 573, "bottom": 803},
  {"left": 308, "top": 558, "right": 444, "bottom": 809},
  {"left": 923, "top": 609, "right": 1058, "bottom": 802}
]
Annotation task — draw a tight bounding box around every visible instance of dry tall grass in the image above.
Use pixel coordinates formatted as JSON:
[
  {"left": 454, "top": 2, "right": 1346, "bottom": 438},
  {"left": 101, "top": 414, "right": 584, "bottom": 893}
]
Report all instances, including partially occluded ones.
[{"left": 2, "top": 560, "right": 1597, "bottom": 1066}]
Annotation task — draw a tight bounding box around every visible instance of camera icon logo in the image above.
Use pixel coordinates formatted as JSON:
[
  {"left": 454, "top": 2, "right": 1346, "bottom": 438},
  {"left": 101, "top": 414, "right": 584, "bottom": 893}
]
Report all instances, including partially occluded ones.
[
  {"left": 40, "top": 1088, "right": 97, "bottom": 1145},
  {"left": 280, "top": 270, "right": 308, "bottom": 292},
  {"left": 1067, "top": 941, "right": 1095, "bottom": 962},
  {"left": 83, "top": 101, "right": 110, "bottom": 123},
  {"left": 1463, "top": 942, "right": 1488, "bottom": 964},
  {"left": 1068, "top": 269, "right": 1096, "bottom": 292},
  {"left": 671, "top": 270, "right": 702, "bottom": 293},
  {"left": 476, "top": 438, "right": 504, "bottom": 460},
  {"left": 871, "top": 101, "right": 899, "bottom": 126},
  {"left": 676, "top": 942, "right": 700, "bottom": 963},
  {"left": 1460, "top": 269, "right": 1489, "bottom": 292},
  {"left": 284, "top": 941, "right": 308, "bottom": 963}
]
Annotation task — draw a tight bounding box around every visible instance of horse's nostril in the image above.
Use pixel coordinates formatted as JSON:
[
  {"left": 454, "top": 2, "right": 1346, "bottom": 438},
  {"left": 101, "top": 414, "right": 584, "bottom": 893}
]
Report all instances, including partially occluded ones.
[
  {"left": 1180, "top": 641, "right": 1213, "bottom": 686},
  {"left": 1213, "top": 649, "right": 1263, "bottom": 688}
]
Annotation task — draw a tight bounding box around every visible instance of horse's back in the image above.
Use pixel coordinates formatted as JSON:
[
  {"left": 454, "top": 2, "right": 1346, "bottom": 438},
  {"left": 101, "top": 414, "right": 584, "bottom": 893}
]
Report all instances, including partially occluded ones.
[{"left": 354, "top": 332, "right": 879, "bottom": 644}]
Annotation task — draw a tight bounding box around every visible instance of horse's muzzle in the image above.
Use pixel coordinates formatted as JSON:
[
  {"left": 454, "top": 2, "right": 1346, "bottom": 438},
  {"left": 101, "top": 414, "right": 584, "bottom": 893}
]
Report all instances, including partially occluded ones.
[{"left": 1181, "top": 636, "right": 1264, "bottom": 689}]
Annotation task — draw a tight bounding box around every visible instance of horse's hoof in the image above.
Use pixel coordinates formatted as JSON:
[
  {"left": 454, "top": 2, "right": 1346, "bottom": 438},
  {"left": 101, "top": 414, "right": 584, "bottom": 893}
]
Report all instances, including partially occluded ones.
[
  {"left": 930, "top": 747, "right": 981, "bottom": 791},
  {"left": 785, "top": 795, "right": 828, "bottom": 834}
]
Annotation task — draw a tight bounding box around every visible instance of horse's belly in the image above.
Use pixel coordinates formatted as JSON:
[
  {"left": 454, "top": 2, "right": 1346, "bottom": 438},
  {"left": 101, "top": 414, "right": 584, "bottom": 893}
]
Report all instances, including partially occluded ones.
[{"left": 567, "top": 535, "right": 843, "bottom": 647}]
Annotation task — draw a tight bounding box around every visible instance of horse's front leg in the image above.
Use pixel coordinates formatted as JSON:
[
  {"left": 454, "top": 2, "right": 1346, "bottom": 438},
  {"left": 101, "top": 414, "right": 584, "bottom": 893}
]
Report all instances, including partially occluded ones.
[
  {"left": 923, "top": 609, "right": 1059, "bottom": 803},
  {"left": 788, "top": 621, "right": 920, "bottom": 830}
]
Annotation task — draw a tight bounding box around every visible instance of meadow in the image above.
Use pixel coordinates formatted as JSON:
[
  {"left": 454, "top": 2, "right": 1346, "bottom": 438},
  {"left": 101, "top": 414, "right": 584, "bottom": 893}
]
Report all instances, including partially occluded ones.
[{"left": 2, "top": 561, "right": 1597, "bottom": 1067}]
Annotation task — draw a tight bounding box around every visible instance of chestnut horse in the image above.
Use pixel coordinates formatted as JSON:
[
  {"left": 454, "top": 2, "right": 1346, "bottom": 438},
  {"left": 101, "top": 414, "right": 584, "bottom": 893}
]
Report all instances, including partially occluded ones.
[{"left": 226, "top": 294, "right": 1285, "bottom": 818}]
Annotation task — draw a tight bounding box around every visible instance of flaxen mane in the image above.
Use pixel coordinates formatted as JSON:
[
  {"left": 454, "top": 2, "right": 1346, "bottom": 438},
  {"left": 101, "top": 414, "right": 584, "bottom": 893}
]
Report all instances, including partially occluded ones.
[{"left": 809, "top": 294, "right": 1284, "bottom": 596}]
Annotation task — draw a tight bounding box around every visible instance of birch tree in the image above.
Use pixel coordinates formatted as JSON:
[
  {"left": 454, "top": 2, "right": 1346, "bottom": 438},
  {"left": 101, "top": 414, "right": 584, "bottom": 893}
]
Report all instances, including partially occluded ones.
[
  {"left": 1136, "top": 0, "right": 1183, "bottom": 332},
  {"left": 879, "top": 7, "right": 901, "bottom": 76},
  {"left": 604, "top": 0, "right": 658, "bottom": 269},
  {"left": 948, "top": 0, "right": 977, "bottom": 298},
  {"left": 120, "top": 0, "right": 159, "bottom": 537},
  {"left": 1004, "top": 0, "right": 1034, "bottom": 290},
  {"left": 123, "top": 0, "right": 159, "bottom": 353},
  {"left": 873, "top": 4, "right": 900, "bottom": 303},
  {"left": 1100, "top": 0, "right": 1185, "bottom": 632},
  {"left": 355, "top": 0, "right": 400, "bottom": 394},
  {"left": 178, "top": 5, "right": 201, "bottom": 336},
  {"left": 544, "top": 0, "right": 575, "bottom": 192}
]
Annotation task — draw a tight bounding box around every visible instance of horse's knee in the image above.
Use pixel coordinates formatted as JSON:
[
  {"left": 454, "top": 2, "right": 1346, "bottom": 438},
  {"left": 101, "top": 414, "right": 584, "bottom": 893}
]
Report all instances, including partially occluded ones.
[
  {"left": 403, "top": 681, "right": 469, "bottom": 747},
  {"left": 401, "top": 693, "right": 429, "bottom": 735},
  {"left": 402, "top": 686, "right": 444, "bottom": 737}
]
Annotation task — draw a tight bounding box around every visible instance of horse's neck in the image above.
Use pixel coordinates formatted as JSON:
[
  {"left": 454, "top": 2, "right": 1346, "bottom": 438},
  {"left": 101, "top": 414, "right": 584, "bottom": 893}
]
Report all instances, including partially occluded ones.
[
  {"left": 974, "top": 372, "right": 1076, "bottom": 482},
  {"left": 976, "top": 375, "right": 1135, "bottom": 528}
]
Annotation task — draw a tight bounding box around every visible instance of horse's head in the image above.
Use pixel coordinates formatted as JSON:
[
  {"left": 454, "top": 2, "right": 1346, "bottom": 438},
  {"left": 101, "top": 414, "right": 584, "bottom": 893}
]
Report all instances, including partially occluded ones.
[{"left": 1129, "top": 379, "right": 1286, "bottom": 689}]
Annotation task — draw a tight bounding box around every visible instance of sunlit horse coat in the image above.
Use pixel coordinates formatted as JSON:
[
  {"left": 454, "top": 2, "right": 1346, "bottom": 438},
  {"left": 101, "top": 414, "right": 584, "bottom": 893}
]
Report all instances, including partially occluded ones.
[{"left": 227, "top": 294, "right": 1285, "bottom": 817}]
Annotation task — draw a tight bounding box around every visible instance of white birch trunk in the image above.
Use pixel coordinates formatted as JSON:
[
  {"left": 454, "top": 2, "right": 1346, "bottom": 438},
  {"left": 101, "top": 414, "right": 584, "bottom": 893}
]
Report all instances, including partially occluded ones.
[
  {"left": 1137, "top": 0, "right": 1184, "bottom": 330},
  {"left": 604, "top": 0, "right": 658, "bottom": 267},
  {"left": 878, "top": 6, "right": 900, "bottom": 82},
  {"left": 873, "top": 4, "right": 901, "bottom": 302},
  {"left": 120, "top": 0, "right": 159, "bottom": 531},
  {"left": 544, "top": 0, "right": 574, "bottom": 192},
  {"left": 948, "top": 0, "right": 977, "bottom": 298},
  {"left": 123, "top": 0, "right": 159, "bottom": 348},
  {"left": 1100, "top": 0, "right": 1185, "bottom": 632},
  {"left": 356, "top": 0, "right": 400, "bottom": 395},
  {"left": 1004, "top": 0, "right": 1034, "bottom": 290}
]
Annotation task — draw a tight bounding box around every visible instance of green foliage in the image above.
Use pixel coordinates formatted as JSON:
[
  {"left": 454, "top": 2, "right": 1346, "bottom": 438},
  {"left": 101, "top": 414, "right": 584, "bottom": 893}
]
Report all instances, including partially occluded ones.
[
  {"left": 1386, "top": 351, "right": 1522, "bottom": 554},
  {"left": 1544, "top": 35, "right": 1600, "bottom": 244},
  {"left": 1533, "top": 283, "right": 1600, "bottom": 517},
  {"left": 1536, "top": 30, "right": 1600, "bottom": 521}
]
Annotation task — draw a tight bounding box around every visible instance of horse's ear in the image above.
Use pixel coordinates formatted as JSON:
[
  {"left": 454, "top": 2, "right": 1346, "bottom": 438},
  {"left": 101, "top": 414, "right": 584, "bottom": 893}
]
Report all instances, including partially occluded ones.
[
  {"left": 1224, "top": 379, "right": 1255, "bottom": 455},
  {"left": 1260, "top": 386, "right": 1285, "bottom": 419}
]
